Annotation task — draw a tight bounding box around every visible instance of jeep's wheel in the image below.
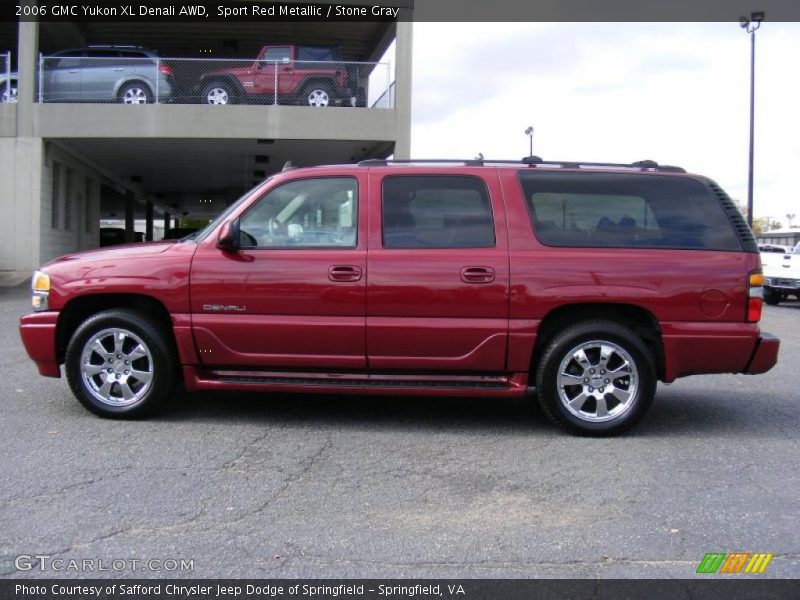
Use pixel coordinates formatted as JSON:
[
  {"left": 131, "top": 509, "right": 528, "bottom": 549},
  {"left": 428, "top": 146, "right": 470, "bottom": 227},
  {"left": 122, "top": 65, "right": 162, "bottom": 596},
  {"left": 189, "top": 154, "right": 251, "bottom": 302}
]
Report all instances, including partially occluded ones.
[
  {"left": 65, "top": 309, "right": 177, "bottom": 419},
  {"left": 763, "top": 287, "right": 782, "bottom": 306},
  {"left": 300, "top": 83, "right": 334, "bottom": 107},
  {"left": 117, "top": 82, "right": 153, "bottom": 104},
  {"left": 536, "top": 320, "right": 656, "bottom": 436},
  {"left": 202, "top": 82, "right": 234, "bottom": 105}
]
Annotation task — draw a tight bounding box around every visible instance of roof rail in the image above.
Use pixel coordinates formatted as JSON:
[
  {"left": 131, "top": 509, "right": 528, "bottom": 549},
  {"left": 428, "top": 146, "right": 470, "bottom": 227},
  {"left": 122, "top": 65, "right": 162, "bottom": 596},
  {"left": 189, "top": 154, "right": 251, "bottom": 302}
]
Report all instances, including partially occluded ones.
[{"left": 356, "top": 158, "right": 686, "bottom": 173}]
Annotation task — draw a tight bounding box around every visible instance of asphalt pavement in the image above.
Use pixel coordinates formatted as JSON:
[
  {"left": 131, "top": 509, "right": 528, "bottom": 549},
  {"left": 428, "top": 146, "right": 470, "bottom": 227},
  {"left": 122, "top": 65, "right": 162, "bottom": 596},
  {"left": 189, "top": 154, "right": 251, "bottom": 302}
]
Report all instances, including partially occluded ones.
[{"left": 1, "top": 283, "right": 798, "bottom": 579}]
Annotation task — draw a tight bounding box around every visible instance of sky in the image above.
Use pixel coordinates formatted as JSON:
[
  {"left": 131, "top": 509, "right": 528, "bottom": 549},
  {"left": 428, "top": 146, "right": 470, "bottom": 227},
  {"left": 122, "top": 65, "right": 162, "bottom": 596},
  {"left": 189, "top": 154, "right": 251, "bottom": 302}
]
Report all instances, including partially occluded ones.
[{"left": 408, "top": 22, "right": 800, "bottom": 228}]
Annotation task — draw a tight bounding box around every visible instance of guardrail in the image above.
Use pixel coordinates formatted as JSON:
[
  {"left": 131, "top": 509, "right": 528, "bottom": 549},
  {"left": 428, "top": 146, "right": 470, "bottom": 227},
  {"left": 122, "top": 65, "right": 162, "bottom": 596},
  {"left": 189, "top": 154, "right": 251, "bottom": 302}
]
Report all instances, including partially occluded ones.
[
  {"left": 1, "top": 52, "right": 14, "bottom": 104},
  {"left": 37, "top": 55, "right": 393, "bottom": 108}
]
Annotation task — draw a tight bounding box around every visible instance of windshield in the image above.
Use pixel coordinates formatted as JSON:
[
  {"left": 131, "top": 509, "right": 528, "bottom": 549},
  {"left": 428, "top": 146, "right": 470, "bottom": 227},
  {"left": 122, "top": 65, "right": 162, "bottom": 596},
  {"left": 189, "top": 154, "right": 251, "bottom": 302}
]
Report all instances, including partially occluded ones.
[
  {"left": 794, "top": 242, "right": 800, "bottom": 255},
  {"left": 183, "top": 179, "right": 273, "bottom": 243}
]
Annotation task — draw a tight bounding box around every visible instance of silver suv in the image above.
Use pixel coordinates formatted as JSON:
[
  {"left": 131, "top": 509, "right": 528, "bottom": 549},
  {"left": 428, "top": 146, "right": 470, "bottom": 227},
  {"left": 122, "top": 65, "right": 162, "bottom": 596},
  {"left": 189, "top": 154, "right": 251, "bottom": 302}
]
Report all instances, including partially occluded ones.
[{"left": 41, "top": 45, "right": 173, "bottom": 104}]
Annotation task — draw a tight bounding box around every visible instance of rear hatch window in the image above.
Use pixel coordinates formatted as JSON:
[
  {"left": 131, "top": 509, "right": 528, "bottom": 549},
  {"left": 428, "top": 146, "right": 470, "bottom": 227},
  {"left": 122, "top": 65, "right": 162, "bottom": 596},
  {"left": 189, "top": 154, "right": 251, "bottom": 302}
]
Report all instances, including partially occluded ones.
[{"left": 517, "top": 171, "right": 743, "bottom": 251}]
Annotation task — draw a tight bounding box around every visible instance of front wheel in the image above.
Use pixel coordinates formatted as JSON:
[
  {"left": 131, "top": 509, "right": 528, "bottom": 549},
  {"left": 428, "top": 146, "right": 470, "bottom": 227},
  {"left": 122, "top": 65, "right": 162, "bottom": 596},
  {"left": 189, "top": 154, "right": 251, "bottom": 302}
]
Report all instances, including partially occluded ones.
[
  {"left": 1, "top": 84, "right": 17, "bottom": 103},
  {"left": 65, "top": 309, "right": 177, "bottom": 418},
  {"left": 535, "top": 320, "right": 656, "bottom": 436},
  {"left": 202, "top": 81, "right": 235, "bottom": 105}
]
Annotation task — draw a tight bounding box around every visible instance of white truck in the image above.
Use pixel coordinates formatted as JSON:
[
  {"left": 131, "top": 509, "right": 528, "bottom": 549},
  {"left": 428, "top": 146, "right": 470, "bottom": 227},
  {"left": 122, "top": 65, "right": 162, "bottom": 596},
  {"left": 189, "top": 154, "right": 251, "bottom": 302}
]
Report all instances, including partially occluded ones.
[{"left": 762, "top": 242, "right": 800, "bottom": 305}]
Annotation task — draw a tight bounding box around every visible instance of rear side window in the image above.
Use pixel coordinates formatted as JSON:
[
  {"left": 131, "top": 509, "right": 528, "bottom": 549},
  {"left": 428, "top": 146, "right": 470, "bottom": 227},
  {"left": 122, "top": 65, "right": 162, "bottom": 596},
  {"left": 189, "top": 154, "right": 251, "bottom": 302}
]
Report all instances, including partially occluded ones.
[
  {"left": 382, "top": 176, "right": 495, "bottom": 249},
  {"left": 518, "top": 172, "right": 741, "bottom": 251}
]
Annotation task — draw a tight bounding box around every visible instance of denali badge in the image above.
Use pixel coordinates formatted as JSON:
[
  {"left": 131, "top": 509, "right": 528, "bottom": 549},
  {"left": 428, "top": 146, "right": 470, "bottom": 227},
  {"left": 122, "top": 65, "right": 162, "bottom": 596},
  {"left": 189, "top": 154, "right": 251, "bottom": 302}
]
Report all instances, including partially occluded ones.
[{"left": 203, "top": 304, "right": 247, "bottom": 312}]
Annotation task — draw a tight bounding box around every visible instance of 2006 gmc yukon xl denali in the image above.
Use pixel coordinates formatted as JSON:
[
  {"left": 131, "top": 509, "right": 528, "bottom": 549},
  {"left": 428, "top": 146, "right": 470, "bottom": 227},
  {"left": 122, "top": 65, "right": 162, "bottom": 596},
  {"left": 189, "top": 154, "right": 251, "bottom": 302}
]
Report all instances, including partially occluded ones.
[{"left": 19, "top": 158, "right": 780, "bottom": 435}]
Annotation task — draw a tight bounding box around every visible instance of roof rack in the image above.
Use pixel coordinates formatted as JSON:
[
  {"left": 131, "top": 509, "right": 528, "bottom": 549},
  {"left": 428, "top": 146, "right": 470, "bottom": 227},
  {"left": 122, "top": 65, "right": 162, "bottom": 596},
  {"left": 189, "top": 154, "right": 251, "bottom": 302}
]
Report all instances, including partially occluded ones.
[{"left": 356, "top": 157, "right": 686, "bottom": 173}]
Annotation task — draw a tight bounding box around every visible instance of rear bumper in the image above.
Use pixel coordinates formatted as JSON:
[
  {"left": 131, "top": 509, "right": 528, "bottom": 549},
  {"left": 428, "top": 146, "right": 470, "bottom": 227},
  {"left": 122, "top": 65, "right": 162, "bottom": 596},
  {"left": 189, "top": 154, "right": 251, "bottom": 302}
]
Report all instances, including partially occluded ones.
[
  {"left": 19, "top": 312, "right": 60, "bottom": 378},
  {"left": 742, "top": 333, "right": 780, "bottom": 375},
  {"left": 661, "top": 322, "right": 779, "bottom": 382}
]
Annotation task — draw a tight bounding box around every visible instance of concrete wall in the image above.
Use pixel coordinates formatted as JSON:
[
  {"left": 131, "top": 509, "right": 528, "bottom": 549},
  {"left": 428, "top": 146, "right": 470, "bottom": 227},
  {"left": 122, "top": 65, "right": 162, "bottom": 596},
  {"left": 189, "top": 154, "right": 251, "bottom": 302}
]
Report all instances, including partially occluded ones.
[
  {"left": 38, "top": 143, "right": 103, "bottom": 265},
  {"left": 31, "top": 104, "right": 400, "bottom": 142},
  {"left": 0, "top": 105, "right": 16, "bottom": 137},
  {"left": 0, "top": 137, "right": 43, "bottom": 280}
]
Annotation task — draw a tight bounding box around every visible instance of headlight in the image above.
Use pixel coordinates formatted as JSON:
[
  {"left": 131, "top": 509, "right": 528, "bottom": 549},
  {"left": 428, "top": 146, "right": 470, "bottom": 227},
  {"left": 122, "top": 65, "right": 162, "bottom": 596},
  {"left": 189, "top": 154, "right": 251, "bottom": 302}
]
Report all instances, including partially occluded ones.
[{"left": 31, "top": 270, "right": 50, "bottom": 312}]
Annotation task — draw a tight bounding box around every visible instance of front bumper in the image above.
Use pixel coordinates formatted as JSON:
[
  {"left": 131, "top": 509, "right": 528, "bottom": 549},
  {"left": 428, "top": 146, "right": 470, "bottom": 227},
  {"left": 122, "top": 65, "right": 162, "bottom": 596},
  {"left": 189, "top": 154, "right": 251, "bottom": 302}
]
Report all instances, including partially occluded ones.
[
  {"left": 742, "top": 333, "right": 780, "bottom": 375},
  {"left": 19, "top": 312, "right": 60, "bottom": 378}
]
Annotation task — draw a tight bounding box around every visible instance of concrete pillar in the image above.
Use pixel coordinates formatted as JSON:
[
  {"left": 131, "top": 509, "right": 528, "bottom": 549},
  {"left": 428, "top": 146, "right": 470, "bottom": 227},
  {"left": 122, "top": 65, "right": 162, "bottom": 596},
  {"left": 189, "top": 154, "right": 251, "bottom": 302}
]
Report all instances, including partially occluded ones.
[
  {"left": 145, "top": 201, "right": 154, "bottom": 241},
  {"left": 393, "top": 21, "right": 413, "bottom": 159},
  {"left": 17, "top": 19, "right": 39, "bottom": 137},
  {"left": 124, "top": 191, "right": 135, "bottom": 243}
]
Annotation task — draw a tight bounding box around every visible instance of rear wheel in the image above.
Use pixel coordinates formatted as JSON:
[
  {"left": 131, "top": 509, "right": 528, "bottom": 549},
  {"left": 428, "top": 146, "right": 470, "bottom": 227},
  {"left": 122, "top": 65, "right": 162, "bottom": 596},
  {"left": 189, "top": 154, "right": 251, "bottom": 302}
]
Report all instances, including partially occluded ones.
[
  {"left": 763, "top": 287, "right": 782, "bottom": 306},
  {"left": 117, "top": 82, "right": 153, "bottom": 104},
  {"left": 535, "top": 320, "right": 656, "bottom": 436},
  {"left": 299, "top": 83, "right": 334, "bottom": 107},
  {"left": 65, "top": 309, "right": 177, "bottom": 418}
]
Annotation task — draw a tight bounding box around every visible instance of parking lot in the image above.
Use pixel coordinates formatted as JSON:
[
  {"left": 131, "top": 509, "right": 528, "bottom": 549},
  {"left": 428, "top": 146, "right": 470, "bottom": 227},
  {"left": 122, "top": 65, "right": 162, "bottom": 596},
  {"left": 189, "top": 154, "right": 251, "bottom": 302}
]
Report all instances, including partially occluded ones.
[{"left": 0, "top": 282, "right": 798, "bottom": 579}]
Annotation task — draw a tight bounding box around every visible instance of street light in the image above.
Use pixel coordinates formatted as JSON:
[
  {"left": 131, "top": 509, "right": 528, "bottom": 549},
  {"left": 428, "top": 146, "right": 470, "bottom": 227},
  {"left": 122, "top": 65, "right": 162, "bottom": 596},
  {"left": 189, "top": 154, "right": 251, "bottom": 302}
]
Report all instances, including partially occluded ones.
[
  {"left": 524, "top": 126, "right": 534, "bottom": 158},
  {"left": 739, "top": 10, "right": 765, "bottom": 228}
]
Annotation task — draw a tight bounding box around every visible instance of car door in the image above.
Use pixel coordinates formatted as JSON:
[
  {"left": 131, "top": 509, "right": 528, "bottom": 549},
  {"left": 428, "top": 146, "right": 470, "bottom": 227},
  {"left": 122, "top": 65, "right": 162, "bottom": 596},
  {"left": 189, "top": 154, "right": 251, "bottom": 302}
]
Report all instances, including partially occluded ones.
[
  {"left": 190, "top": 173, "right": 367, "bottom": 369},
  {"left": 253, "top": 46, "right": 291, "bottom": 98},
  {"left": 45, "top": 54, "right": 82, "bottom": 101},
  {"left": 80, "top": 49, "right": 122, "bottom": 101},
  {"left": 366, "top": 169, "right": 510, "bottom": 372}
]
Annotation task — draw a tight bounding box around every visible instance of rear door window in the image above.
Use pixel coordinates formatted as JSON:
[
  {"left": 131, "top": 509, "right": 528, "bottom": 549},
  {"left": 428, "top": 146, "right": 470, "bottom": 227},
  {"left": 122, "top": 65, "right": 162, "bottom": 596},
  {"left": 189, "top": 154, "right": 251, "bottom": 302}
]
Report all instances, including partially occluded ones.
[
  {"left": 517, "top": 172, "right": 741, "bottom": 251},
  {"left": 381, "top": 176, "right": 495, "bottom": 249}
]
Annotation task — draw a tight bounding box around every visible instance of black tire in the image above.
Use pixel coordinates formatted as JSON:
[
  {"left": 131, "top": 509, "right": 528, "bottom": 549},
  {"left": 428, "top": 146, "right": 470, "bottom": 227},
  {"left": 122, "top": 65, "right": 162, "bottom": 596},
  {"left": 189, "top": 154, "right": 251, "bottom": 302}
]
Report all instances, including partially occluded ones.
[
  {"left": 535, "top": 320, "right": 656, "bottom": 436},
  {"left": 65, "top": 309, "right": 177, "bottom": 419},
  {"left": 202, "top": 81, "right": 235, "bottom": 105},
  {"left": 763, "top": 287, "right": 782, "bottom": 306},
  {"left": 298, "top": 82, "right": 335, "bottom": 107},
  {"left": 117, "top": 81, "right": 154, "bottom": 104}
]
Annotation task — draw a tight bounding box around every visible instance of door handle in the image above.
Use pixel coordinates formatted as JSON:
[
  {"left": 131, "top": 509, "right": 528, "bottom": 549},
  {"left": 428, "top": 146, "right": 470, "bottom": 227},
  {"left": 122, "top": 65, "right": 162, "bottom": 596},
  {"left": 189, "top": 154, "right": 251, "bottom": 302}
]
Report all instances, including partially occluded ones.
[
  {"left": 328, "top": 265, "right": 362, "bottom": 282},
  {"left": 68, "top": 70, "right": 79, "bottom": 73},
  {"left": 112, "top": 68, "right": 124, "bottom": 72},
  {"left": 461, "top": 266, "right": 495, "bottom": 283}
]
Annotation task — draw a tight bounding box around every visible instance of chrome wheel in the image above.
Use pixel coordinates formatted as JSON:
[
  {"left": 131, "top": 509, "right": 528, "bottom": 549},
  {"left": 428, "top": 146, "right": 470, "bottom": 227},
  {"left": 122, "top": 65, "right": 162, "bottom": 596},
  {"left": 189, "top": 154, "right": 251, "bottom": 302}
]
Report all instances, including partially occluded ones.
[
  {"left": 120, "top": 86, "right": 149, "bottom": 104},
  {"left": 1, "top": 86, "right": 17, "bottom": 103},
  {"left": 556, "top": 340, "right": 638, "bottom": 423},
  {"left": 306, "top": 88, "right": 330, "bottom": 107},
  {"left": 80, "top": 328, "right": 153, "bottom": 407},
  {"left": 206, "top": 87, "right": 229, "bottom": 105}
]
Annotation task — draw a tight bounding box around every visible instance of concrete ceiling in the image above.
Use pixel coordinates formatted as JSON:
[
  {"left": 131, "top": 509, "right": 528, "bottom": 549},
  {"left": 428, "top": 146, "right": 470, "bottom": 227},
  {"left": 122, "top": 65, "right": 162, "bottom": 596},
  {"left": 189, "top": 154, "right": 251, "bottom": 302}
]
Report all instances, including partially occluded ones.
[
  {"left": 39, "top": 21, "right": 396, "bottom": 62},
  {"left": 65, "top": 137, "right": 393, "bottom": 218}
]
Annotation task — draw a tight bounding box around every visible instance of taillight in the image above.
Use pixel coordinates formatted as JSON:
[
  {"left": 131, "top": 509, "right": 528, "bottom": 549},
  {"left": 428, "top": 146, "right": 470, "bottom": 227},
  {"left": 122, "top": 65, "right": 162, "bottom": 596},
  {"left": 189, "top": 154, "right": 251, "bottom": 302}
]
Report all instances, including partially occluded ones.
[
  {"left": 747, "top": 271, "right": 763, "bottom": 322},
  {"left": 159, "top": 64, "right": 173, "bottom": 76}
]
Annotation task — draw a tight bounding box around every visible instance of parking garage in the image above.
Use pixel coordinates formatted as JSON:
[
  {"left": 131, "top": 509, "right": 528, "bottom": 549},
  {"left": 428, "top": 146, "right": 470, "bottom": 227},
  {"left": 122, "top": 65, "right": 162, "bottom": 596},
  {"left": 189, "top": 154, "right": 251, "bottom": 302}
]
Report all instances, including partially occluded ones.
[{"left": 0, "top": 8, "right": 412, "bottom": 281}]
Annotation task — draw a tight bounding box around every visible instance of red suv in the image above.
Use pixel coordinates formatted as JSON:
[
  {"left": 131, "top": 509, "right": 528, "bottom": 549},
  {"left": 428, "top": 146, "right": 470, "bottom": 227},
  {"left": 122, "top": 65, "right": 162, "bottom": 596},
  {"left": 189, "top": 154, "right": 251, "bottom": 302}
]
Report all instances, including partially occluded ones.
[{"left": 19, "top": 159, "right": 779, "bottom": 435}]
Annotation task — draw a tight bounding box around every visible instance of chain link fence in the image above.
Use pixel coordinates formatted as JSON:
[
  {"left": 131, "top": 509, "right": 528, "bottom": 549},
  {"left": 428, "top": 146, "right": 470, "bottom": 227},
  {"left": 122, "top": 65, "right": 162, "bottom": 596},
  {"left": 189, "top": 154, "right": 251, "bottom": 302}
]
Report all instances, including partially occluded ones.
[
  {"left": 37, "top": 55, "right": 392, "bottom": 108},
  {"left": 1, "top": 52, "right": 15, "bottom": 104}
]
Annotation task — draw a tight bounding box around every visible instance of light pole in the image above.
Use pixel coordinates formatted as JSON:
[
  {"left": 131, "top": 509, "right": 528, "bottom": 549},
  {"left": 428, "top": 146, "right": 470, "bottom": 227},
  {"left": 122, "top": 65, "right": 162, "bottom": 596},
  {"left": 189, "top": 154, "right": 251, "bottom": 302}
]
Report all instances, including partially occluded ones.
[
  {"left": 739, "top": 11, "right": 765, "bottom": 227},
  {"left": 524, "top": 126, "right": 534, "bottom": 158}
]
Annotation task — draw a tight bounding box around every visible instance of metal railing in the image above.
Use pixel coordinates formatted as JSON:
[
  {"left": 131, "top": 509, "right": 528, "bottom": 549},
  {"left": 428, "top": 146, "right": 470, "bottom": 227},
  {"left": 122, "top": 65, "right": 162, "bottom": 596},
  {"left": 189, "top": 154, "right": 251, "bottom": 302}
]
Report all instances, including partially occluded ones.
[
  {"left": 1, "top": 51, "right": 14, "bottom": 104},
  {"left": 36, "top": 55, "right": 393, "bottom": 108}
]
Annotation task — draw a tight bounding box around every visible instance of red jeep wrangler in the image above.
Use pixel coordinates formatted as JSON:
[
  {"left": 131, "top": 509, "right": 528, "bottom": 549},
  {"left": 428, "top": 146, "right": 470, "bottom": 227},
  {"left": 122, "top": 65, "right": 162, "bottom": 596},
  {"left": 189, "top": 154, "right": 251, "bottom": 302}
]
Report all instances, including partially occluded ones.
[
  {"left": 197, "top": 45, "right": 362, "bottom": 107},
  {"left": 19, "top": 159, "right": 780, "bottom": 435}
]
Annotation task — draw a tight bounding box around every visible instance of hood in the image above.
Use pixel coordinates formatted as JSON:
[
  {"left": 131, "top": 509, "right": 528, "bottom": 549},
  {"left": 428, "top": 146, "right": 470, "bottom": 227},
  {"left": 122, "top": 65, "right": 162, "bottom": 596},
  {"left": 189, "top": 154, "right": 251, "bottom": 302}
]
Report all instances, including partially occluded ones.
[{"left": 44, "top": 241, "right": 175, "bottom": 267}]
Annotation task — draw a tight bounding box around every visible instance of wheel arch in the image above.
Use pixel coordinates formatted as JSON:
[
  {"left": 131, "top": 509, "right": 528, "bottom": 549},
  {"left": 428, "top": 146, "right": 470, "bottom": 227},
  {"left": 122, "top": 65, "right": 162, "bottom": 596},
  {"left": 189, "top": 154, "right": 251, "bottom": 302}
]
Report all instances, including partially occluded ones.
[
  {"left": 114, "top": 77, "right": 155, "bottom": 99},
  {"left": 201, "top": 75, "right": 245, "bottom": 97},
  {"left": 530, "top": 303, "right": 664, "bottom": 382},
  {"left": 56, "top": 294, "right": 174, "bottom": 366}
]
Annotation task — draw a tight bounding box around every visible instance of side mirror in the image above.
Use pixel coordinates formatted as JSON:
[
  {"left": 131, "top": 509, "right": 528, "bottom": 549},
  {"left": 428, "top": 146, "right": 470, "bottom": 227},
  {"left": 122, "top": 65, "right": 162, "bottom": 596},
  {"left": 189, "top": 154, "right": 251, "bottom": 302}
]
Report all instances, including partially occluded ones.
[{"left": 216, "top": 219, "right": 240, "bottom": 252}]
